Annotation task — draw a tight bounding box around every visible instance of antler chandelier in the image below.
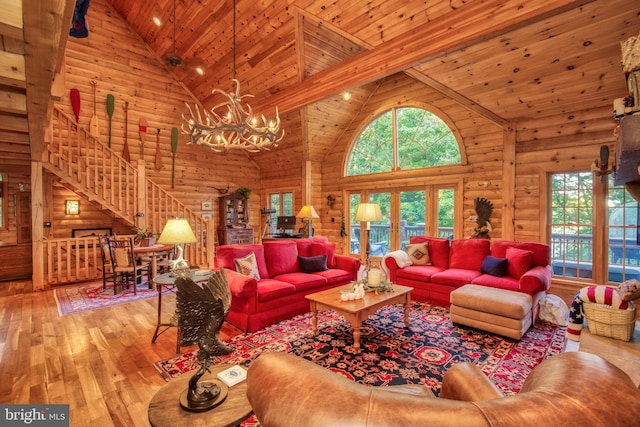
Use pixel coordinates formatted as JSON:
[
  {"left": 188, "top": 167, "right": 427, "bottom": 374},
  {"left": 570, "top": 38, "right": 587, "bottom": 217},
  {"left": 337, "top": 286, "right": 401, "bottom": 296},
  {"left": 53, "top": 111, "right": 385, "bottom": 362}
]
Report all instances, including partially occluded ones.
[
  {"left": 181, "top": 0, "right": 284, "bottom": 152},
  {"left": 182, "top": 81, "right": 284, "bottom": 152}
]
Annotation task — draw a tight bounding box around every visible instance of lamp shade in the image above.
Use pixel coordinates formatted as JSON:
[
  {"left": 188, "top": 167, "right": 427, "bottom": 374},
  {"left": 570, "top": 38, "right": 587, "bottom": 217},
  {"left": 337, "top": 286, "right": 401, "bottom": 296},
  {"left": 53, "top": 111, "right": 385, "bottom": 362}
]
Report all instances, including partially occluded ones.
[
  {"left": 354, "top": 203, "right": 382, "bottom": 222},
  {"left": 296, "top": 205, "right": 320, "bottom": 219},
  {"left": 157, "top": 218, "right": 197, "bottom": 244}
]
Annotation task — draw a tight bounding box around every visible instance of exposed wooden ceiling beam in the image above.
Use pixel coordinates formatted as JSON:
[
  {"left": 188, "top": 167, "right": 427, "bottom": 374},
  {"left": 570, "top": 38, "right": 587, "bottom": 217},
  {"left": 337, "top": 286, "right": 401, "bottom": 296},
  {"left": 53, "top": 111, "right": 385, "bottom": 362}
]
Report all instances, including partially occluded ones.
[
  {"left": 253, "top": 0, "right": 595, "bottom": 115},
  {"left": 22, "top": 0, "right": 74, "bottom": 161},
  {"left": 0, "top": 50, "right": 25, "bottom": 88},
  {"left": 0, "top": 0, "right": 23, "bottom": 40}
]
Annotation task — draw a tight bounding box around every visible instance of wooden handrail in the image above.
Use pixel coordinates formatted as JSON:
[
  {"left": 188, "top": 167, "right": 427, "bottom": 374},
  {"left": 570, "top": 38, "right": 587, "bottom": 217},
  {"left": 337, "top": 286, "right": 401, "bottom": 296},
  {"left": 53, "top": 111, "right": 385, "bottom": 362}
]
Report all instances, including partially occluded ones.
[{"left": 43, "top": 107, "right": 215, "bottom": 284}]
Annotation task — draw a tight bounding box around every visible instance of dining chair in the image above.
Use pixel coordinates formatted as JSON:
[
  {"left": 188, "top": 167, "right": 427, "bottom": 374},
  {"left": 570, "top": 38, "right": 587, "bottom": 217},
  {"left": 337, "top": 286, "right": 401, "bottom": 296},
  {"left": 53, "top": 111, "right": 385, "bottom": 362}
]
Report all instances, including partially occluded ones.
[
  {"left": 109, "top": 237, "right": 149, "bottom": 295},
  {"left": 98, "top": 235, "right": 114, "bottom": 290}
]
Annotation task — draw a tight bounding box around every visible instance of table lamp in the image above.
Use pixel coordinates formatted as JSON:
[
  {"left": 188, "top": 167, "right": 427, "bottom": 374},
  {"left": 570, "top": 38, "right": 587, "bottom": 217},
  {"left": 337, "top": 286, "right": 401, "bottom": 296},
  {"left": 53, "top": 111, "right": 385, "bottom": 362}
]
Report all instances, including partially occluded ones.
[
  {"left": 354, "top": 202, "right": 383, "bottom": 285},
  {"left": 296, "top": 205, "right": 320, "bottom": 238},
  {"left": 157, "top": 218, "right": 197, "bottom": 273}
]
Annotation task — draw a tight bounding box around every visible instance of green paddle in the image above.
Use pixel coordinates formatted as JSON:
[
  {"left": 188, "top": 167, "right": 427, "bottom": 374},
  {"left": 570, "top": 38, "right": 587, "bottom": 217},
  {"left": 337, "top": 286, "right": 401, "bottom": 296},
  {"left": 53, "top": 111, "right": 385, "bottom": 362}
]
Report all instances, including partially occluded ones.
[
  {"left": 106, "top": 94, "right": 115, "bottom": 147},
  {"left": 171, "top": 127, "right": 178, "bottom": 188}
]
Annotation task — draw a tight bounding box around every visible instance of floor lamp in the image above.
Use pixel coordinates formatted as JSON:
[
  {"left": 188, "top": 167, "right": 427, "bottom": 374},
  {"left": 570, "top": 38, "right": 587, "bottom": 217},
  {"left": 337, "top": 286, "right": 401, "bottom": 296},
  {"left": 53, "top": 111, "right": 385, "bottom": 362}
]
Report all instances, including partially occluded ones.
[
  {"left": 296, "top": 205, "right": 320, "bottom": 238},
  {"left": 354, "top": 202, "right": 382, "bottom": 285},
  {"left": 157, "top": 218, "right": 197, "bottom": 276}
]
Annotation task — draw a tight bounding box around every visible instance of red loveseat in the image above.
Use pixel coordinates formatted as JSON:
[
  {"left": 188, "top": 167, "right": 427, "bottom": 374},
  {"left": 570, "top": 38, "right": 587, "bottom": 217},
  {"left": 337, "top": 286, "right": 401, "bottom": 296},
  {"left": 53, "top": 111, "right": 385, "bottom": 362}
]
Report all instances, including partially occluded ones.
[
  {"left": 215, "top": 237, "right": 360, "bottom": 333},
  {"left": 384, "top": 237, "right": 552, "bottom": 318}
]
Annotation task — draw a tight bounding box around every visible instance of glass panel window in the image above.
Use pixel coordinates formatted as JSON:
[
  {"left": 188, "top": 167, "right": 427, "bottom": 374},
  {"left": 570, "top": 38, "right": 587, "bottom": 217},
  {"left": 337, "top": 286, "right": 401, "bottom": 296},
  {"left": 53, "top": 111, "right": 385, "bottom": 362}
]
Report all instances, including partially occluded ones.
[
  {"left": 350, "top": 193, "right": 361, "bottom": 255},
  {"left": 607, "top": 176, "right": 640, "bottom": 282},
  {"left": 437, "top": 188, "right": 454, "bottom": 239},
  {"left": 399, "top": 190, "right": 425, "bottom": 250},
  {"left": 549, "top": 172, "right": 594, "bottom": 280}
]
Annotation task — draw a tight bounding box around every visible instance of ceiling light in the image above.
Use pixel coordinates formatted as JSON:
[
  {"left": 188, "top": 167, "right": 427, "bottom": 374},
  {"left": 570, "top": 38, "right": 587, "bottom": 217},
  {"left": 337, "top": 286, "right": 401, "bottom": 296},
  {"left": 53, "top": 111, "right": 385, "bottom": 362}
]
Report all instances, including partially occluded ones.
[
  {"left": 343, "top": 92, "right": 352, "bottom": 101},
  {"left": 195, "top": 66, "right": 204, "bottom": 76},
  {"left": 153, "top": 16, "right": 162, "bottom": 26},
  {"left": 181, "top": 0, "right": 284, "bottom": 152}
]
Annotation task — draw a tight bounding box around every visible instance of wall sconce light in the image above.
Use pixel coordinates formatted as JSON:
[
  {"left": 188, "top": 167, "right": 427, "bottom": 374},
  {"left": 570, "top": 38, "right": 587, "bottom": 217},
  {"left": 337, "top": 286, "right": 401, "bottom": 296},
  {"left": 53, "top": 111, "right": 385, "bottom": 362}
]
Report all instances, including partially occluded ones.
[{"left": 65, "top": 200, "right": 80, "bottom": 215}]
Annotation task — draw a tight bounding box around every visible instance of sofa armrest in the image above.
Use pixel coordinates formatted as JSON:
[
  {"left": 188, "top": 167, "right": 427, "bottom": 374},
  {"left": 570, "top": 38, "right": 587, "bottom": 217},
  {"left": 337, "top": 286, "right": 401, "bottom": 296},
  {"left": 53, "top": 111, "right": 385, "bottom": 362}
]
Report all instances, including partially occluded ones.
[
  {"left": 440, "top": 362, "right": 503, "bottom": 401},
  {"left": 519, "top": 265, "right": 552, "bottom": 294},
  {"left": 219, "top": 267, "right": 257, "bottom": 299},
  {"left": 334, "top": 254, "right": 360, "bottom": 281}
]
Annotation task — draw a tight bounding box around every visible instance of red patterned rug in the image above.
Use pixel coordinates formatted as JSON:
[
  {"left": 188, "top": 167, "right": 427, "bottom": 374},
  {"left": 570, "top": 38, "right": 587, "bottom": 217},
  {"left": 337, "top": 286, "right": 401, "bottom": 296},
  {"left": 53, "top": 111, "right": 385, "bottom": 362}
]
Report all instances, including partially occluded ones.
[
  {"left": 54, "top": 279, "right": 160, "bottom": 315},
  {"left": 154, "top": 302, "right": 566, "bottom": 425}
]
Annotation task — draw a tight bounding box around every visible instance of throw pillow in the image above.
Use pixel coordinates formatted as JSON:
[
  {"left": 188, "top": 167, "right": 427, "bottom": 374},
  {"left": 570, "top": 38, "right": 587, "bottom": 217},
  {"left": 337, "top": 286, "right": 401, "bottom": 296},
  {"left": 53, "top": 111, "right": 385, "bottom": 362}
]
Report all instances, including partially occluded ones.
[
  {"left": 234, "top": 252, "right": 261, "bottom": 280},
  {"left": 406, "top": 243, "right": 430, "bottom": 265},
  {"left": 505, "top": 247, "right": 533, "bottom": 279},
  {"left": 298, "top": 254, "right": 328, "bottom": 273},
  {"left": 481, "top": 255, "right": 508, "bottom": 277},
  {"left": 616, "top": 279, "right": 640, "bottom": 301},
  {"left": 310, "top": 242, "right": 336, "bottom": 268}
]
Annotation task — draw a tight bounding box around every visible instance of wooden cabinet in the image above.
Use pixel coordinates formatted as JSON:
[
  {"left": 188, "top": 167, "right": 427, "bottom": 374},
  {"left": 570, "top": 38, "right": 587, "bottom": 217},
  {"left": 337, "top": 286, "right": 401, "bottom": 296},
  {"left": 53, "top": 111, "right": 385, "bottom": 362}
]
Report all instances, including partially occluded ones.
[{"left": 217, "top": 194, "right": 254, "bottom": 245}]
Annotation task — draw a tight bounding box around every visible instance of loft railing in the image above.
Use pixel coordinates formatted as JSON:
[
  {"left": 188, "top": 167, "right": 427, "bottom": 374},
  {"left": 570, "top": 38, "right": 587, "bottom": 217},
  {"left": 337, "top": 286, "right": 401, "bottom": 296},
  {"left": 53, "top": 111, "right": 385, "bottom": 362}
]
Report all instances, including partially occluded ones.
[{"left": 42, "top": 107, "right": 214, "bottom": 284}]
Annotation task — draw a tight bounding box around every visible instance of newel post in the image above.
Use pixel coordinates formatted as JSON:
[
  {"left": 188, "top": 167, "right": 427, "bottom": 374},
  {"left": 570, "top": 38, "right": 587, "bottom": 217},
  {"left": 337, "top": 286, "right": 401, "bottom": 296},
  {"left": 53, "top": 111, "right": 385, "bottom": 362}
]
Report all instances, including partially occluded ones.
[{"left": 137, "top": 160, "right": 148, "bottom": 228}]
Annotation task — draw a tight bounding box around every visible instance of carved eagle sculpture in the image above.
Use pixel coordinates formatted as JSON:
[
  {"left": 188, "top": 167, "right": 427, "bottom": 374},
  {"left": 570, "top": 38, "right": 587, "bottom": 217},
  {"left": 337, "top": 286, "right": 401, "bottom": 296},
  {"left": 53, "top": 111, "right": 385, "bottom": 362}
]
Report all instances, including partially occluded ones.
[
  {"left": 470, "top": 197, "right": 494, "bottom": 239},
  {"left": 175, "top": 269, "right": 233, "bottom": 408}
]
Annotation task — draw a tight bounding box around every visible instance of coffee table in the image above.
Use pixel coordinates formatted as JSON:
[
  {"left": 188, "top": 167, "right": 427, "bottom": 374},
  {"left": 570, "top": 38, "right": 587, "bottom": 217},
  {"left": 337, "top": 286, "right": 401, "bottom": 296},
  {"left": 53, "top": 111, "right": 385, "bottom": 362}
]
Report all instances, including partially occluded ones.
[{"left": 305, "top": 284, "right": 413, "bottom": 352}]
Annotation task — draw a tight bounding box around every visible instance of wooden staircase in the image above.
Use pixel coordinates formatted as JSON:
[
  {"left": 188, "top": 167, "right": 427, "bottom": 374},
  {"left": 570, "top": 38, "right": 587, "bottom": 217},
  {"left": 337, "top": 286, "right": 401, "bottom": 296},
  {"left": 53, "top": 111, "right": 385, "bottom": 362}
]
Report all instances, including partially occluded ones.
[{"left": 41, "top": 107, "right": 214, "bottom": 285}]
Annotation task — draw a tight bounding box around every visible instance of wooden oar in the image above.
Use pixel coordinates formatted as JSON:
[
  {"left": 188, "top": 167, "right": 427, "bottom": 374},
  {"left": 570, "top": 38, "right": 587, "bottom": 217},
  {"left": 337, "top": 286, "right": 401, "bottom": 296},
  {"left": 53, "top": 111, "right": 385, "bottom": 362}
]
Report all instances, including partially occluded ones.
[
  {"left": 139, "top": 118, "right": 147, "bottom": 158},
  {"left": 122, "top": 101, "right": 130, "bottom": 162},
  {"left": 70, "top": 88, "right": 80, "bottom": 123},
  {"left": 171, "top": 127, "right": 178, "bottom": 188},
  {"left": 89, "top": 81, "right": 100, "bottom": 137},
  {"left": 106, "top": 94, "right": 115, "bottom": 147},
  {"left": 154, "top": 128, "right": 163, "bottom": 171}
]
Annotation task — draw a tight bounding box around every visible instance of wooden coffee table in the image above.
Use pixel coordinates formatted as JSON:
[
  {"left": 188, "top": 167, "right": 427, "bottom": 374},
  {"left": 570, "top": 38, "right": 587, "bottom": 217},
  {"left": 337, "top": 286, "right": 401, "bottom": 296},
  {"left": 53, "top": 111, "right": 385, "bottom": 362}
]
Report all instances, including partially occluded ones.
[{"left": 305, "top": 284, "right": 413, "bottom": 352}]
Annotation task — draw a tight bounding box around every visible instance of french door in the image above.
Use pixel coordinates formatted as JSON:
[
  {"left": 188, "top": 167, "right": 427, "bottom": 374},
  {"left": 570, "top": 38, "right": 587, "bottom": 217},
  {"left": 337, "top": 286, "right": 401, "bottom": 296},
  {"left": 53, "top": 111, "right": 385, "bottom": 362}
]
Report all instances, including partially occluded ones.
[{"left": 348, "top": 185, "right": 457, "bottom": 258}]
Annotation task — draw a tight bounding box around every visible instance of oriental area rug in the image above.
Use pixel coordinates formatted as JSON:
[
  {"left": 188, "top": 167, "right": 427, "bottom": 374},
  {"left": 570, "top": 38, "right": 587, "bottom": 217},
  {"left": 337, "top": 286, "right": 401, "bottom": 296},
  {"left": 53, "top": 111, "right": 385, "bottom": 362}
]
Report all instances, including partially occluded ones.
[
  {"left": 154, "top": 302, "right": 566, "bottom": 426},
  {"left": 54, "top": 280, "right": 159, "bottom": 315}
]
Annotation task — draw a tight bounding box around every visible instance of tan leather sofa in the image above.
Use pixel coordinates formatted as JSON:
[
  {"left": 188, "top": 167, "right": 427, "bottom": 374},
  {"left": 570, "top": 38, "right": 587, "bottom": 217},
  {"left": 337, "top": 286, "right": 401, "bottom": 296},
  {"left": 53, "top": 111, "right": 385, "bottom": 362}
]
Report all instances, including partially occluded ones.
[{"left": 246, "top": 351, "right": 640, "bottom": 427}]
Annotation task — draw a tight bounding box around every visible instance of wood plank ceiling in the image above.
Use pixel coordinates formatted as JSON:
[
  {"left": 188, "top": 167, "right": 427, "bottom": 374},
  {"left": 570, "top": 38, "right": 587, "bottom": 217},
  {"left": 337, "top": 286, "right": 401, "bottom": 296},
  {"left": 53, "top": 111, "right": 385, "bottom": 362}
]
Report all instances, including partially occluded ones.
[{"left": 1, "top": 0, "right": 639, "bottom": 167}]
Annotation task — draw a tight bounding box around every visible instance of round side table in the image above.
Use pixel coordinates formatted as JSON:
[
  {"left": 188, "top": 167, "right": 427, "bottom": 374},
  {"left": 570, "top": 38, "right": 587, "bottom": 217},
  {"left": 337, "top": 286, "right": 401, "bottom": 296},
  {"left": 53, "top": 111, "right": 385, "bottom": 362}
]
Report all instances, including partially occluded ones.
[{"left": 148, "top": 364, "right": 253, "bottom": 427}]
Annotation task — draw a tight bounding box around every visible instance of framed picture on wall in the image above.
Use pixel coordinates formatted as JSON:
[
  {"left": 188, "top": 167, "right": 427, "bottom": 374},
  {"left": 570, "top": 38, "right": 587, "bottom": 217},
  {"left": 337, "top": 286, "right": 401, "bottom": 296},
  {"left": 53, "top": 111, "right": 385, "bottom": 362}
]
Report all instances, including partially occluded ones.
[
  {"left": 202, "top": 200, "right": 213, "bottom": 211},
  {"left": 202, "top": 213, "right": 212, "bottom": 221}
]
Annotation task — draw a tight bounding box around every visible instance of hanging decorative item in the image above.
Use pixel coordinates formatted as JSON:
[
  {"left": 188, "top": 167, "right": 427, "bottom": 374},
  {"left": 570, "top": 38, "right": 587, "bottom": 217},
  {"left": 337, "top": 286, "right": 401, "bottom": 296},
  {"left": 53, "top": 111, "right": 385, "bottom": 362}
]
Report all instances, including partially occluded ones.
[
  {"left": 470, "top": 197, "right": 493, "bottom": 239},
  {"left": 171, "top": 127, "right": 179, "bottom": 188},
  {"left": 154, "top": 128, "right": 163, "bottom": 171},
  {"left": 70, "top": 88, "right": 81, "bottom": 124},
  {"left": 89, "top": 81, "right": 99, "bottom": 137},
  {"left": 106, "top": 94, "right": 115, "bottom": 147},
  {"left": 181, "top": 0, "right": 284, "bottom": 152},
  {"left": 139, "top": 118, "right": 147, "bottom": 158},
  {"left": 122, "top": 101, "right": 130, "bottom": 162}
]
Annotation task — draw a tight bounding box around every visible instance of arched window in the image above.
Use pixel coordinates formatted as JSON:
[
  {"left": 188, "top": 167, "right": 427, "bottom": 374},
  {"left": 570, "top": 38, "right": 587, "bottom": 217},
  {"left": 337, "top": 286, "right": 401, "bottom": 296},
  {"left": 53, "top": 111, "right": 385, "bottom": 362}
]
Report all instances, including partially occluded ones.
[{"left": 346, "top": 107, "right": 461, "bottom": 176}]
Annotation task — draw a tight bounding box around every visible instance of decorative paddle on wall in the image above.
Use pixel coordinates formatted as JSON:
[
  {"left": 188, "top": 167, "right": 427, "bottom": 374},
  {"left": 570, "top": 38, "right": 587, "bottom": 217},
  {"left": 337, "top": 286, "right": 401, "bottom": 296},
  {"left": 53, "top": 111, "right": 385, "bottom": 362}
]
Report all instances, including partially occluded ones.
[
  {"left": 89, "top": 81, "right": 99, "bottom": 137},
  {"left": 106, "top": 94, "right": 115, "bottom": 147},
  {"left": 171, "top": 127, "right": 178, "bottom": 188},
  {"left": 154, "top": 128, "right": 163, "bottom": 171},
  {"left": 122, "top": 101, "right": 130, "bottom": 162},
  {"left": 139, "top": 118, "right": 147, "bottom": 158},
  {"left": 70, "top": 88, "right": 80, "bottom": 124}
]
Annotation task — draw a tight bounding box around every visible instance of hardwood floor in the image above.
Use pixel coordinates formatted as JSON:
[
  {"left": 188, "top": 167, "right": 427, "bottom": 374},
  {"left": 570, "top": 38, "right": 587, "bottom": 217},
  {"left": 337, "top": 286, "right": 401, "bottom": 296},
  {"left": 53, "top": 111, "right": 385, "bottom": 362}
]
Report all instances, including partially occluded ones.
[{"left": 0, "top": 280, "right": 638, "bottom": 427}]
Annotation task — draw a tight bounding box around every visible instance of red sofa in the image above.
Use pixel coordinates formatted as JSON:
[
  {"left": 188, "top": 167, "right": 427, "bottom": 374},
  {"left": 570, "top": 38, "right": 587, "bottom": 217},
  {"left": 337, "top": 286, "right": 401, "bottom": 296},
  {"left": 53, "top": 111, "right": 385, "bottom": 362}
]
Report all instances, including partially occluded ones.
[
  {"left": 215, "top": 237, "right": 360, "bottom": 333},
  {"left": 384, "top": 236, "right": 552, "bottom": 317}
]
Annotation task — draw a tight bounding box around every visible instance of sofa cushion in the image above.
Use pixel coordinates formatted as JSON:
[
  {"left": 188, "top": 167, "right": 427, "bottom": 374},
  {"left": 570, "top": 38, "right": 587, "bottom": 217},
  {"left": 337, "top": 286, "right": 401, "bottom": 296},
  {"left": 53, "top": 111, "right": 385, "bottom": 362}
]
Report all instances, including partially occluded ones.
[
  {"left": 449, "top": 239, "right": 490, "bottom": 271},
  {"left": 492, "top": 240, "right": 550, "bottom": 267},
  {"left": 296, "top": 237, "right": 330, "bottom": 257},
  {"left": 234, "top": 252, "right": 261, "bottom": 280},
  {"left": 298, "top": 254, "right": 328, "bottom": 273},
  {"left": 271, "top": 272, "right": 328, "bottom": 292},
  {"left": 312, "top": 268, "right": 354, "bottom": 286},
  {"left": 216, "top": 244, "right": 269, "bottom": 279},
  {"left": 310, "top": 242, "right": 336, "bottom": 268},
  {"left": 471, "top": 274, "right": 520, "bottom": 291},
  {"left": 396, "top": 265, "right": 444, "bottom": 282},
  {"left": 431, "top": 268, "right": 483, "bottom": 287},
  {"left": 505, "top": 247, "right": 534, "bottom": 279},
  {"left": 480, "top": 256, "right": 508, "bottom": 277},
  {"left": 406, "top": 243, "right": 431, "bottom": 265},
  {"left": 264, "top": 241, "right": 299, "bottom": 277},
  {"left": 409, "top": 236, "right": 450, "bottom": 268},
  {"left": 256, "top": 278, "right": 296, "bottom": 303}
]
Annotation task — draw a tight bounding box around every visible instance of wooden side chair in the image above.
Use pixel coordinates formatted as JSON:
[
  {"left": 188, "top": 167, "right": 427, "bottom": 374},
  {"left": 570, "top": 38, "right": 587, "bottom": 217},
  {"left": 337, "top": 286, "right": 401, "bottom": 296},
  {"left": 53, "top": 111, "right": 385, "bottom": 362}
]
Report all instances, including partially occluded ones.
[
  {"left": 98, "top": 235, "right": 114, "bottom": 290},
  {"left": 109, "top": 237, "right": 149, "bottom": 295}
]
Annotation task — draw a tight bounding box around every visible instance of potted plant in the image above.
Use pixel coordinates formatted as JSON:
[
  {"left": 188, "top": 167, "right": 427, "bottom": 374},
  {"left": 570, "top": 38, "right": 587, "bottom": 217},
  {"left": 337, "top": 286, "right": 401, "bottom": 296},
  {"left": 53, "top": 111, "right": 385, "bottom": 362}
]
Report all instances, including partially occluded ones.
[
  {"left": 236, "top": 187, "right": 252, "bottom": 199},
  {"left": 133, "top": 226, "right": 156, "bottom": 246}
]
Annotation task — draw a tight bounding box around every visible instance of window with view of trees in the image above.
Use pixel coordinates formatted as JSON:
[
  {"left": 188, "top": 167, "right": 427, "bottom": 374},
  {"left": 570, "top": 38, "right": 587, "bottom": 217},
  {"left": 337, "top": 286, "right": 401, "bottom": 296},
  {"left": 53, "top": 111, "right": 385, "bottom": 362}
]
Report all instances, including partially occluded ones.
[
  {"left": 268, "top": 192, "right": 293, "bottom": 234},
  {"left": 346, "top": 107, "right": 461, "bottom": 256},
  {"left": 549, "top": 172, "right": 640, "bottom": 284},
  {"left": 346, "top": 107, "right": 461, "bottom": 176}
]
